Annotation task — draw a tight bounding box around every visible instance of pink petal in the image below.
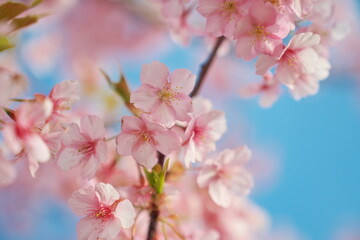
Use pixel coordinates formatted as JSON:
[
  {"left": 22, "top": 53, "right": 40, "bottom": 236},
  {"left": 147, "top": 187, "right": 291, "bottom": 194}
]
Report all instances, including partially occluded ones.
[
  {"left": 115, "top": 199, "right": 136, "bottom": 229},
  {"left": 116, "top": 133, "right": 137, "bottom": 155},
  {"left": 169, "top": 69, "right": 196, "bottom": 95},
  {"left": 140, "top": 61, "right": 169, "bottom": 88},
  {"left": 236, "top": 36, "right": 257, "bottom": 60},
  {"left": 80, "top": 115, "right": 106, "bottom": 141},
  {"left": 62, "top": 123, "right": 86, "bottom": 146},
  {"left": 68, "top": 185, "right": 98, "bottom": 216},
  {"left": 250, "top": 3, "right": 277, "bottom": 26},
  {"left": 232, "top": 170, "right": 253, "bottom": 196},
  {"left": 208, "top": 180, "right": 231, "bottom": 208},
  {"left": 289, "top": 32, "right": 320, "bottom": 50},
  {"left": 206, "top": 13, "right": 228, "bottom": 37},
  {"left": 50, "top": 80, "right": 79, "bottom": 106},
  {"left": 57, "top": 147, "right": 82, "bottom": 171},
  {"left": 2, "top": 125, "right": 22, "bottom": 155},
  {"left": 255, "top": 54, "right": 278, "bottom": 75},
  {"left": 183, "top": 137, "right": 196, "bottom": 167},
  {"left": 171, "top": 94, "right": 192, "bottom": 122},
  {"left": 95, "top": 182, "right": 120, "bottom": 206},
  {"left": 77, "top": 217, "right": 102, "bottom": 240},
  {"left": 131, "top": 85, "right": 160, "bottom": 112},
  {"left": 100, "top": 218, "right": 122, "bottom": 239},
  {"left": 95, "top": 140, "right": 108, "bottom": 164},
  {"left": 154, "top": 129, "right": 181, "bottom": 154},
  {"left": 26, "top": 134, "right": 50, "bottom": 163},
  {"left": 121, "top": 116, "right": 144, "bottom": 133},
  {"left": 197, "top": 0, "right": 219, "bottom": 16},
  {"left": 151, "top": 102, "right": 176, "bottom": 128},
  {"left": 81, "top": 155, "right": 99, "bottom": 179},
  {"left": 197, "top": 166, "right": 216, "bottom": 188},
  {"left": 131, "top": 142, "right": 157, "bottom": 169}
]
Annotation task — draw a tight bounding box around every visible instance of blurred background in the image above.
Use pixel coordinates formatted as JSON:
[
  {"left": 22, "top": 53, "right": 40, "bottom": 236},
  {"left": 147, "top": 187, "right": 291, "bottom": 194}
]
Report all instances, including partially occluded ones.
[{"left": 0, "top": 0, "right": 359, "bottom": 239}]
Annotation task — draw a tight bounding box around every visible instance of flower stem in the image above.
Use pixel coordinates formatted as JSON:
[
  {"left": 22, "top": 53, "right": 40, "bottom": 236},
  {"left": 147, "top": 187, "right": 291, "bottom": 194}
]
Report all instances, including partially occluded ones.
[{"left": 190, "top": 36, "right": 226, "bottom": 97}]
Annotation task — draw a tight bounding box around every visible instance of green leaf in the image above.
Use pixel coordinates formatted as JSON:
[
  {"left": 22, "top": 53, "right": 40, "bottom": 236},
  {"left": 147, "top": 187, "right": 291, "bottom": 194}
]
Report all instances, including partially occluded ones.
[
  {"left": 11, "top": 15, "right": 39, "bottom": 32},
  {"left": 0, "top": 35, "right": 14, "bottom": 52},
  {"left": 0, "top": 0, "right": 44, "bottom": 22},
  {"left": 144, "top": 159, "right": 170, "bottom": 194},
  {"left": 0, "top": 2, "right": 29, "bottom": 21},
  {"left": 31, "top": 0, "right": 43, "bottom": 7}
]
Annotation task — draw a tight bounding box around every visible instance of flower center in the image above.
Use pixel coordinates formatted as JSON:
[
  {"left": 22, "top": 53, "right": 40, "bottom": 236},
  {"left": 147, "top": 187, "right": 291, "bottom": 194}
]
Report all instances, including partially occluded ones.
[
  {"left": 78, "top": 142, "right": 95, "bottom": 155},
  {"left": 94, "top": 206, "right": 112, "bottom": 222},
  {"left": 158, "top": 88, "right": 179, "bottom": 105},
  {"left": 223, "top": 0, "right": 237, "bottom": 14},
  {"left": 249, "top": 25, "right": 269, "bottom": 43},
  {"left": 139, "top": 130, "right": 151, "bottom": 142}
]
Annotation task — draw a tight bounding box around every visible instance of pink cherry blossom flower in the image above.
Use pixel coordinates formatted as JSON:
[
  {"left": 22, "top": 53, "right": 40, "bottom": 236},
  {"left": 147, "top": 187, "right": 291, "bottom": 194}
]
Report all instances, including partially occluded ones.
[
  {"left": 48, "top": 80, "right": 79, "bottom": 116},
  {"left": 197, "top": 146, "right": 254, "bottom": 207},
  {"left": 181, "top": 100, "right": 227, "bottom": 167},
  {"left": 256, "top": 32, "right": 331, "bottom": 100},
  {"left": 2, "top": 101, "right": 53, "bottom": 177},
  {"left": 234, "top": 2, "right": 291, "bottom": 60},
  {"left": 116, "top": 115, "right": 181, "bottom": 169},
  {"left": 197, "top": 0, "right": 246, "bottom": 38},
  {"left": 131, "top": 61, "right": 196, "bottom": 128},
  {"left": 69, "top": 182, "right": 136, "bottom": 240},
  {"left": 34, "top": 80, "right": 79, "bottom": 121},
  {"left": 239, "top": 73, "right": 281, "bottom": 108},
  {"left": 57, "top": 115, "right": 108, "bottom": 179},
  {"left": 0, "top": 149, "right": 16, "bottom": 187}
]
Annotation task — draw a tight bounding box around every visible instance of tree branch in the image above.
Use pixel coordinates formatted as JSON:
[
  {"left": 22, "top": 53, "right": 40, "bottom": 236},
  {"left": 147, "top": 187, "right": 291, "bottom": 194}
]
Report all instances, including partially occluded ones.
[{"left": 190, "top": 36, "right": 226, "bottom": 97}]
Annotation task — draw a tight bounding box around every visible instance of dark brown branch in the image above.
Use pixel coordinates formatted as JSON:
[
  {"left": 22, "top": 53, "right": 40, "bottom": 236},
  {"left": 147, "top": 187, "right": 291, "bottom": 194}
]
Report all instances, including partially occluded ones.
[
  {"left": 190, "top": 36, "right": 226, "bottom": 97},
  {"left": 146, "top": 196, "right": 160, "bottom": 240}
]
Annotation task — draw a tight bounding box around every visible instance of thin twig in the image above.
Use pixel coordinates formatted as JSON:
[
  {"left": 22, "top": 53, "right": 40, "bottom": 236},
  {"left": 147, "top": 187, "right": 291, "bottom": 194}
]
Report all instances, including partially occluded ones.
[{"left": 190, "top": 36, "right": 226, "bottom": 97}]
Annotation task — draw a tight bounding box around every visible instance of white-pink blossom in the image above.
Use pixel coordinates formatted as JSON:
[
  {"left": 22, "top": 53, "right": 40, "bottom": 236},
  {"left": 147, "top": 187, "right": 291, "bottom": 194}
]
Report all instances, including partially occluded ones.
[
  {"left": 69, "top": 182, "right": 135, "bottom": 240},
  {"left": 181, "top": 99, "right": 227, "bottom": 167},
  {"left": 256, "top": 32, "right": 331, "bottom": 100},
  {"left": 2, "top": 101, "right": 53, "bottom": 177},
  {"left": 116, "top": 115, "right": 181, "bottom": 169},
  {"left": 235, "top": 2, "right": 291, "bottom": 60},
  {"left": 131, "top": 61, "right": 195, "bottom": 128},
  {"left": 239, "top": 73, "right": 281, "bottom": 108},
  {"left": 57, "top": 115, "right": 108, "bottom": 179},
  {"left": 197, "top": 0, "right": 246, "bottom": 38},
  {"left": 197, "top": 146, "right": 253, "bottom": 207}
]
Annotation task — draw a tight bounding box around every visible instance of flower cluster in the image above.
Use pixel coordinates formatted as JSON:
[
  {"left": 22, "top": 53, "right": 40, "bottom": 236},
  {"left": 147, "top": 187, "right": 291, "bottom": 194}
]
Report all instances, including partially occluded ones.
[
  {"left": 0, "top": 61, "right": 256, "bottom": 239},
  {"left": 0, "top": 0, "right": 350, "bottom": 239},
  {"left": 155, "top": 0, "right": 348, "bottom": 106}
]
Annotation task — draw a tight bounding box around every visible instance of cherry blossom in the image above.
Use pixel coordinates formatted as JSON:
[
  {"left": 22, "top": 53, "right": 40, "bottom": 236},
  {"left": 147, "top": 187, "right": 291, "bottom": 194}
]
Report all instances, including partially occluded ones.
[
  {"left": 239, "top": 73, "right": 281, "bottom": 108},
  {"left": 181, "top": 99, "right": 227, "bottom": 167},
  {"left": 197, "top": 146, "right": 253, "bottom": 207},
  {"left": 234, "top": 2, "right": 291, "bottom": 60},
  {"left": 131, "top": 61, "right": 196, "bottom": 128},
  {"left": 48, "top": 80, "right": 79, "bottom": 118},
  {"left": 2, "top": 101, "right": 53, "bottom": 177},
  {"left": 57, "top": 115, "right": 108, "bottom": 179},
  {"left": 197, "top": 0, "right": 246, "bottom": 38},
  {"left": 116, "top": 115, "right": 181, "bottom": 169},
  {"left": 256, "top": 32, "right": 331, "bottom": 100},
  {"left": 69, "top": 182, "right": 135, "bottom": 240}
]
